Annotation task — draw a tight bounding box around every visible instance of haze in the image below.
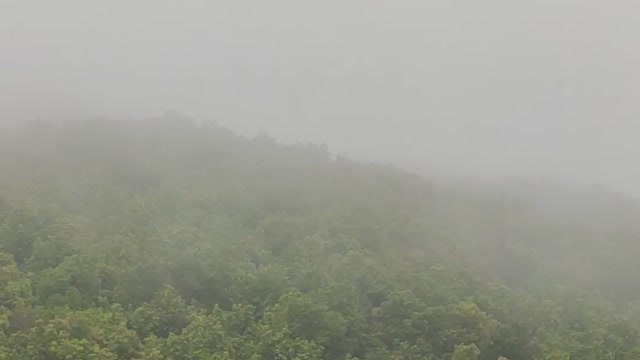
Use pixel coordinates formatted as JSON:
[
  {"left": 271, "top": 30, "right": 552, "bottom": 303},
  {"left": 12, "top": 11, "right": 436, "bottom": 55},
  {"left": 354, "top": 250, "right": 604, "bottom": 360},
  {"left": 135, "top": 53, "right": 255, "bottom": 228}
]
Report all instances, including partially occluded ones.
[{"left": 2, "top": 0, "right": 640, "bottom": 195}]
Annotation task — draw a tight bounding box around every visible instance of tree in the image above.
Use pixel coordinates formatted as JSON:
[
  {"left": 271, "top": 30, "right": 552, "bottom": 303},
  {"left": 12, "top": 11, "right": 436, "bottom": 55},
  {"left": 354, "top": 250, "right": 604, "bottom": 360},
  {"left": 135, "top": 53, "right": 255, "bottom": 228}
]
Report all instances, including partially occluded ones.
[
  {"left": 451, "top": 343, "right": 480, "bottom": 360},
  {"left": 130, "top": 285, "right": 190, "bottom": 338}
]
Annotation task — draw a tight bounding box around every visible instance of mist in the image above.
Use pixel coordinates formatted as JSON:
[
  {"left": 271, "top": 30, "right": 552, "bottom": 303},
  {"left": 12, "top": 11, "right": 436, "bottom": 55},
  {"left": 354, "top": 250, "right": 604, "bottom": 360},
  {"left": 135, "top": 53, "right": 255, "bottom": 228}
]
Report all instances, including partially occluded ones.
[
  {"left": 2, "top": 0, "right": 640, "bottom": 194},
  {"left": 6, "top": 3, "right": 640, "bottom": 357}
]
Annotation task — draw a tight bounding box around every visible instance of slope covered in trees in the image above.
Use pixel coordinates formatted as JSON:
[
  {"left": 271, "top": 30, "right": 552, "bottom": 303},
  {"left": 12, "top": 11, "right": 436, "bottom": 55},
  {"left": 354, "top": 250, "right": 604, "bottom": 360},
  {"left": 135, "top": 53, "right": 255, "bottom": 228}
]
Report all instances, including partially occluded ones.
[{"left": 0, "top": 115, "right": 640, "bottom": 359}]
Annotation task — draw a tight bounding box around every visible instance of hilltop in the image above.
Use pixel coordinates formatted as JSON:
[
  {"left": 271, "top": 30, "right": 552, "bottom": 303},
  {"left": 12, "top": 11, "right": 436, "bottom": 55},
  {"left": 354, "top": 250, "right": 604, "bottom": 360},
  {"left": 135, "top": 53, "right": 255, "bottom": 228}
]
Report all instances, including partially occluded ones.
[{"left": 0, "top": 115, "right": 639, "bottom": 359}]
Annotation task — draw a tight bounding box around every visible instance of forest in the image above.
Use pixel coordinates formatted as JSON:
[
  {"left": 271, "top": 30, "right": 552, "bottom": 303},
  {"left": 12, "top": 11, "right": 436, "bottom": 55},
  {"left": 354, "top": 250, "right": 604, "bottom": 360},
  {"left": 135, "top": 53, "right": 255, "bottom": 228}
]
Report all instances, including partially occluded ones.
[{"left": 1, "top": 114, "right": 640, "bottom": 359}]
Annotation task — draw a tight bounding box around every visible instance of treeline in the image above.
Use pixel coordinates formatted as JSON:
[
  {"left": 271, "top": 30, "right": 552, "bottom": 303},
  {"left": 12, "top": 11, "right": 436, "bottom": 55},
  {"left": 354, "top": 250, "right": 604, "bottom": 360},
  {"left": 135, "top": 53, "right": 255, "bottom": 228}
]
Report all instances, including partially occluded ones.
[{"left": 0, "top": 115, "right": 639, "bottom": 359}]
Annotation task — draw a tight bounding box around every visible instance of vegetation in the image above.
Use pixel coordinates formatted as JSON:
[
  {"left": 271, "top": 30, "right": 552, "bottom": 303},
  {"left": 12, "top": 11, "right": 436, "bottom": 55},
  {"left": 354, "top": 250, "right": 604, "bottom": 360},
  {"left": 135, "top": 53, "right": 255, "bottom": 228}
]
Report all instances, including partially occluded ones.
[{"left": 1, "top": 114, "right": 640, "bottom": 359}]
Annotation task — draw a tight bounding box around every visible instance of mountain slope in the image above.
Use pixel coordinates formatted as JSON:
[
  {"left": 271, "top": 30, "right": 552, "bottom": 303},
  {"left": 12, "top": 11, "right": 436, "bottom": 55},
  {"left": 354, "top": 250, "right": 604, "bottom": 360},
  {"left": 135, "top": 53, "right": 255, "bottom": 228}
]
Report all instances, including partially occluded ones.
[{"left": 0, "top": 115, "right": 639, "bottom": 359}]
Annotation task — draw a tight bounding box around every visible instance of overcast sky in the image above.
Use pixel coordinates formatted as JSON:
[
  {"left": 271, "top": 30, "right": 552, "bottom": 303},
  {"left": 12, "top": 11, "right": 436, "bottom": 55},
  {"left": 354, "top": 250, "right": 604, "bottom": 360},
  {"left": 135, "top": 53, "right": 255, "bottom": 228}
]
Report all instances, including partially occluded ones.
[{"left": 2, "top": 1, "right": 640, "bottom": 195}]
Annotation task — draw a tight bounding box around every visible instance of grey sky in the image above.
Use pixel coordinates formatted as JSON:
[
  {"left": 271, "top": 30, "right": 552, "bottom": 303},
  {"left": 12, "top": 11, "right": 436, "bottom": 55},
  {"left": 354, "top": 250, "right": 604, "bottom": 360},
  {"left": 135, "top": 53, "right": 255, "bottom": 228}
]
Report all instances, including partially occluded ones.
[{"left": 2, "top": 1, "right": 640, "bottom": 195}]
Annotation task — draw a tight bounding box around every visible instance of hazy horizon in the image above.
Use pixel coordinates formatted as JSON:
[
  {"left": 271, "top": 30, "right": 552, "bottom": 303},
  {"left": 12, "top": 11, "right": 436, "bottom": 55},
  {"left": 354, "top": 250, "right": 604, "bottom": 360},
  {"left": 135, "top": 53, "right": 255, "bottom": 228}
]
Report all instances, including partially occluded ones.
[{"left": 3, "top": 0, "right": 640, "bottom": 195}]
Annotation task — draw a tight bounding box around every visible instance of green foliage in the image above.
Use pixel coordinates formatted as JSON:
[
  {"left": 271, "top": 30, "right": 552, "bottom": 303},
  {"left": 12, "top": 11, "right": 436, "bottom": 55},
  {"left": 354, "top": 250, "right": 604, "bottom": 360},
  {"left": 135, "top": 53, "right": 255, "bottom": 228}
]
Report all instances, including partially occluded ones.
[
  {"left": 130, "top": 285, "right": 189, "bottom": 338},
  {"left": 0, "top": 116, "right": 639, "bottom": 358},
  {"left": 0, "top": 253, "right": 32, "bottom": 308},
  {"left": 450, "top": 343, "right": 480, "bottom": 360},
  {"left": 13, "top": 305, "right": 140, "bottom": 359}
]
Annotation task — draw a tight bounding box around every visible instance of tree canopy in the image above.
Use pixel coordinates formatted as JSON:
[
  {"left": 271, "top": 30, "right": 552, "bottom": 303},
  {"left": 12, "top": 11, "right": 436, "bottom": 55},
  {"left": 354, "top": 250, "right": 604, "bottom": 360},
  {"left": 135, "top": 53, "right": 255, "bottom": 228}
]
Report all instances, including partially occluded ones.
[{"left": 0, "top": 115, "right": 639, "bottom": 359}]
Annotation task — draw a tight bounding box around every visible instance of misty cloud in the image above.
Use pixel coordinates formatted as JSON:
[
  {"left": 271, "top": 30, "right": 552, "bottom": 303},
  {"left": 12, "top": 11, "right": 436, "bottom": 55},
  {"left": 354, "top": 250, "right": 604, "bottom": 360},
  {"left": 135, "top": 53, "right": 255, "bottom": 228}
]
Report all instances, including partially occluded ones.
[{"left": 2, "top": 0, "right": 640, "bottom": 194}]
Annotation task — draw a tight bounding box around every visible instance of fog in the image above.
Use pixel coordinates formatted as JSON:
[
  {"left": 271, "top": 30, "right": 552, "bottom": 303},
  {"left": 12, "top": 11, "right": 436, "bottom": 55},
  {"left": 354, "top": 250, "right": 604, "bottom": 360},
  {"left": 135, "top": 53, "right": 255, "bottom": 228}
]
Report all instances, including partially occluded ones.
[{"left": 2, "top": 0, "right": 640, "bottom": 195}]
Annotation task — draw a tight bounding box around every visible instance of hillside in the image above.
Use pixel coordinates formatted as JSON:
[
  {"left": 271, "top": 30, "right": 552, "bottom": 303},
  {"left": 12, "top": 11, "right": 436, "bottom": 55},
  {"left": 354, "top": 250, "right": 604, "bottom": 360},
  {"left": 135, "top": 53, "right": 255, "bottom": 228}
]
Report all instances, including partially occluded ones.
[{"left": 0, "top": 115, "right": 640, "bottom": 359}]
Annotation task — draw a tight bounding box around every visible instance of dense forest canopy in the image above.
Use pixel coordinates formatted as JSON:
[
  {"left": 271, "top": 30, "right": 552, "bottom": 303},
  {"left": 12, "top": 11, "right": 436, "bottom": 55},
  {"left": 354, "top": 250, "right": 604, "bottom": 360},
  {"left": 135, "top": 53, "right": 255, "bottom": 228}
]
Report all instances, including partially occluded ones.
[{"left": 1, "top": 114, "right": 640, "bottom": 359}]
